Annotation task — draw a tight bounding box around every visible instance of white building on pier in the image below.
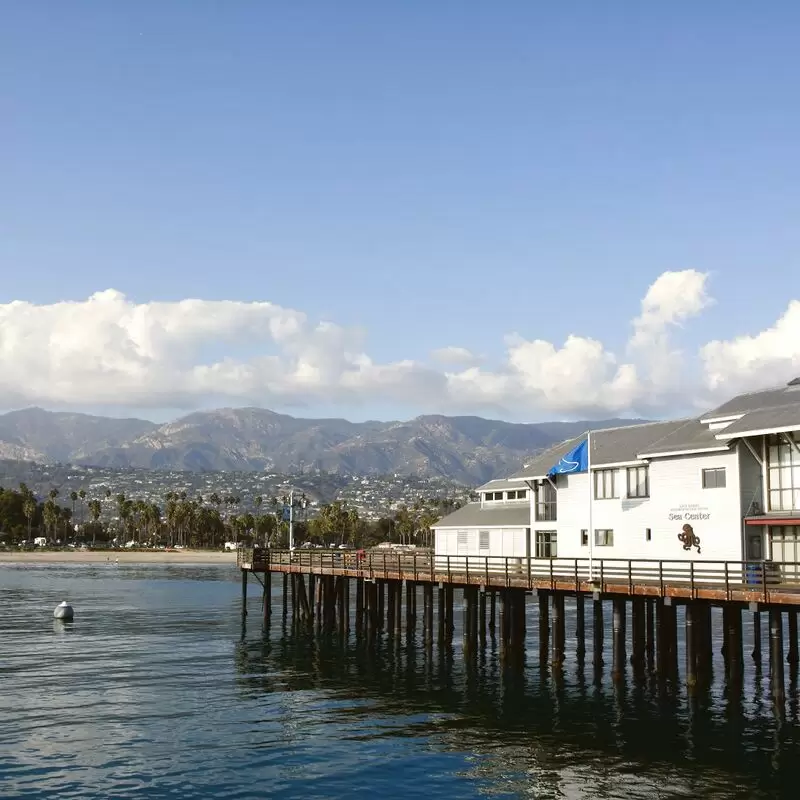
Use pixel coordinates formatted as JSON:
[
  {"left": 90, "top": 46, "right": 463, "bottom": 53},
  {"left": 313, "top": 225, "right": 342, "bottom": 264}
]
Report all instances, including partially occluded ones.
[{"left": 433, "top": 379, "right": 800, "bottom": 568}]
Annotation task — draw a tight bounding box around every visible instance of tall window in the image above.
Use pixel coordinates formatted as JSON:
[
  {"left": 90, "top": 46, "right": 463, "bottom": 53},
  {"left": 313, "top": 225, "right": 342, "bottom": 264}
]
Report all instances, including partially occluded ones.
[
  {"left": 626, "top": 466, "right": 649, "bottom": 498},
  {"left": 595, "top": 529, "right": 614, "bottom": 547},
  {"left": 535, "top": 481, "right": 557, "bottom": 521},
  {"left": 535, "top": 530, "right": 557, "bottom": 558},
  {"left": 580, "top": 529, "right": 588, "bottom": 547},
  {"left": 702, "top": 467, "right": 726, "bottom": 489},
  {"left": 768, "top": 434, "right": 800, "bottom": 512},
  {"left": 594, "top": 469, "right": 617, "bottom": 499}
]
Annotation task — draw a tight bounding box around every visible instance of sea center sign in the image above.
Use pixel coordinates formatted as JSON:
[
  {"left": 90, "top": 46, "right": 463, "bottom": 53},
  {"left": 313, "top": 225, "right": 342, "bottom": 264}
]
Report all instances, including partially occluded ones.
[{"left": 669, "top": 503, "right": 711, "bottom": 522}]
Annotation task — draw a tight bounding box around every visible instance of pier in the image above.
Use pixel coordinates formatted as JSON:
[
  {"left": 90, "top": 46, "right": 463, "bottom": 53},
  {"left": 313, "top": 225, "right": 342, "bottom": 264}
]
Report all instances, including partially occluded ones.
[{"left": 238, "top": 548, "right": 800, "bottom": 703}]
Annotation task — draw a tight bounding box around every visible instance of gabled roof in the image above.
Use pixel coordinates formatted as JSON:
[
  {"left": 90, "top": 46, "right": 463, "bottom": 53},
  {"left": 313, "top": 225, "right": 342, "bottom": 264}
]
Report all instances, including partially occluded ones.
[
  {"left": 714, "top": 401, "right": 800, "bottom": 440},
  {"left": 475, "top": 478, "right": 530, "bottom": 492},
  {"left": 509, "top": 420, "right": 692, "bottom": 480},
  {"left": 432, "top": 502, "right": 530, "bottom": 529},
  {"left": 592, "top": 419, "right": 689, "bottom": 465},
  {"left": 637, "top": 418, "right": 731, "bottom": 457},
  {"left": 702, "top": 380, "right": 800, "bottom": 420},
  {"left": 508, "top": 435, "right": 586, "bottom": 481}
]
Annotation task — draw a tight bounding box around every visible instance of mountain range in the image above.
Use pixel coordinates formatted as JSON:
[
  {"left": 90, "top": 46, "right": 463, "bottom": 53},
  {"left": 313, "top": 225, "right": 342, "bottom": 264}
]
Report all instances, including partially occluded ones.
[{"left": 0, "top": 407, "right": 647, "bottom": 485}]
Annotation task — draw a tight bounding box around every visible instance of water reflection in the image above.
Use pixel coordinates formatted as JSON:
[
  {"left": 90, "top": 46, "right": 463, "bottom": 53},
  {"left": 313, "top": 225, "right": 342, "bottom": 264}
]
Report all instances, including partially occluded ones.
[{"left": 236, "top": 604, "right": 800, "bottom": 800}]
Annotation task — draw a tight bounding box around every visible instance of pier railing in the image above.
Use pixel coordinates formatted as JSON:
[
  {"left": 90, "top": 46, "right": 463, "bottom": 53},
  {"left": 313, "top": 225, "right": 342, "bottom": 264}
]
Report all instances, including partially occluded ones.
[{"left": 238, "top": 548, "right": 800, "bottom": 601}]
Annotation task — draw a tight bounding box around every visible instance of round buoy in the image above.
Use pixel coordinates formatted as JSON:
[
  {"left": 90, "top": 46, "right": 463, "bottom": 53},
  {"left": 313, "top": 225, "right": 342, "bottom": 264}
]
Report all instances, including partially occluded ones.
[{"left": 53, "top": 601, "right": 74, "bottom": 621}]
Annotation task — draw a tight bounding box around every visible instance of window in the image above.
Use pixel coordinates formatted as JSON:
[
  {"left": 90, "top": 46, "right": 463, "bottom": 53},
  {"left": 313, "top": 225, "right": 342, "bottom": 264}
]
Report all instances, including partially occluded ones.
[
  {"left": 484, "top": 491, "right": 504, "bottom": 502},
  {"left": 702, "top": 467, "right": 726, "bottom": 489},
  {"left": 506, "top": 489, "right": 527, "bottom": 500},
  {"left": 535, "top": 481, "right": 557, "bottom": 521},
  {"left": 594, "top": 469, "right": 617, "bottom": 499},
  {"left": 626, "top": 466, "right": 649, "bottom": 498},
  {"left": 645, "top": 528, "right": 652, "bottom": 542},
  {"left": 581, "top": 529, "right": 588, "bottom": 547},
  {"left": 535, "top": 530, "right": 557, "bottom": 558},
  {"left": 767, "top": 434, "right": 800, "bottom": 512},
  {"left": 478, "top": 530, "right": 490, "bottom": 550},
  {"left": 595, "top": 529, "right": 614, "bottom": 547}
]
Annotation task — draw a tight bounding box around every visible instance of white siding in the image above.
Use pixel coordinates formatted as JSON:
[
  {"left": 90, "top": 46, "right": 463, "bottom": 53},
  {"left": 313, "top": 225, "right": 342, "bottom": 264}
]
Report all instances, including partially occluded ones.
[{"left": 533, "top": 450, "right": 745, "bottom": 562}]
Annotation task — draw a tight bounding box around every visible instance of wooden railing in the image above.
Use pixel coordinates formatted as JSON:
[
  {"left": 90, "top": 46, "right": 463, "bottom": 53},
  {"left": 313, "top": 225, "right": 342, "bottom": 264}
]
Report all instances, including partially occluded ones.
[{"left": 237, "top": 548, "right": 800, "bottom": 600}]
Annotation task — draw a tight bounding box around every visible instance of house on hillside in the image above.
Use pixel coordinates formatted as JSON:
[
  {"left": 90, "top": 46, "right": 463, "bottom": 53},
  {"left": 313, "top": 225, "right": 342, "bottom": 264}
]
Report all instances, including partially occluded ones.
[{"left": 433, "top": 379, "right": 800, "bottom": 568}]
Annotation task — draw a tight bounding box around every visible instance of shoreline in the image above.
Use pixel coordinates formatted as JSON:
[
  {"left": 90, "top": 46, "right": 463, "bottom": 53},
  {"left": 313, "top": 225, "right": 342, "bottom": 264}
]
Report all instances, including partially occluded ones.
[{"left": 0, "top": 549, "right": 238, "bottom": 565}]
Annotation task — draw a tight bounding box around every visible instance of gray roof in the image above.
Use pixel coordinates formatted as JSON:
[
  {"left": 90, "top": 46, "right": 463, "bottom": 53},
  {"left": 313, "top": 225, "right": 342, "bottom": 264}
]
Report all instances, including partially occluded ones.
[
  {"left": 637, "top": 418, "right": 730, "bottom": 457},
  {"left": 508, "top": 435, "right": 586, "bottom": 480},
  {"left": 703, "top": 380, "right": 800, "bottom": 419},
  {"left": 715, "top": 401, "right": 800, "bottom": 439},
  {"left": 432, "top": 502, "right": 530, "bottom": 529},
  {"left": 509, "top": 420, "right": 691, "bottom": 479},
  {"left": 476, "top": 477, "right": 530, "bottom": 492},
  {"left": 591, "top": 419, "right": 689, "bottom": 465}
]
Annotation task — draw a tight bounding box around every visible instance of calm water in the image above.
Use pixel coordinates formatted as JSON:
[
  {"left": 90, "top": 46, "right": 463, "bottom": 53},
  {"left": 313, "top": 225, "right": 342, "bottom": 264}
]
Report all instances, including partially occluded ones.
[{"left": 2, "top": 564, "right": 800, "bottom": 799}]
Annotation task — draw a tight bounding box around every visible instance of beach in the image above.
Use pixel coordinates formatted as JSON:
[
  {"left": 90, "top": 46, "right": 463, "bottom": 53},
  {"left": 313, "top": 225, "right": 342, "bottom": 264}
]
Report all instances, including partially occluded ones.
[{"left": 0, "top": 549, "right": 237, "bottom": 565}]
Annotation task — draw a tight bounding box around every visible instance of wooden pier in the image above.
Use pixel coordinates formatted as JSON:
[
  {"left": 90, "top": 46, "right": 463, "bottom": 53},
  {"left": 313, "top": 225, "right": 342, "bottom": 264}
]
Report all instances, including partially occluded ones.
[{"left": 238, "top": 548, "right": 800, "bottom": 703}]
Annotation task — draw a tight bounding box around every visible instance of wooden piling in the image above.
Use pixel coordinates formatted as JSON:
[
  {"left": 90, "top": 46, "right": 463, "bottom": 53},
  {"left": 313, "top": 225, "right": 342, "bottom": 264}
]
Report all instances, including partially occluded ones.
[
  {"left": 407, "top": 581, "right": 416, "bottom": 633},
  {"left": 551, "top": 592, "right": 565, "bottom": 666},
  {"left": 752, "top": 610, "right": 761, "bottom": 663},
  {"left": 612, "top": 598, "right": 626, "bottom": 681},
  {"left": 479, "top": 588, "right": 487, "bottom": 647},
  {"left": 770, "top": 609, "right": 785, "bottom": 702},
  {"left": 787, "top": 610, "right": 799, "bottom": 666},
  {"left": 685, "top": 602, "right": 697, "bottom": 688},
  {"left": 593, "top": 596, "right": 604, "bottom": 668},
  {"left": 538, "top": 592, "right": 550, "bottom": 663},
  {"left": 489, "top": 591, "right": 497, "bottom": 634},
  {"left": 645, "top": 598, "right": 655, "bottom": 670},
  {"left": 241, "top": 569, "right": 248, "bottom": 617},
  {"left": 262, "top": 570, "right": 271, "bottom": 622},
  {"left": 631, "top": 597, "right": 645, "bottom": 673},
  {"left": 575, "top": 593, "right": 585, "bottom": 662},
  {"left": 437, "top": 584, "right": 445, "bottom": 642}
]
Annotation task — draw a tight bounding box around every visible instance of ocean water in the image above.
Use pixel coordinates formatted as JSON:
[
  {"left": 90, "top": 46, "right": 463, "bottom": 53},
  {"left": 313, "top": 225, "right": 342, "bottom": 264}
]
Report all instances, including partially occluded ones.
[{"left": 2, "top": 563, "right": 800, "bottom": 799}]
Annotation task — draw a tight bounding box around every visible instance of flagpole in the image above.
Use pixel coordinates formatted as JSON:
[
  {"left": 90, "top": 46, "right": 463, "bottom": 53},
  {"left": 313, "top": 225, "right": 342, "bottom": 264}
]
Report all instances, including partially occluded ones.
[{"left": 587, "top": 429, "right": 594, "bottom": 583}]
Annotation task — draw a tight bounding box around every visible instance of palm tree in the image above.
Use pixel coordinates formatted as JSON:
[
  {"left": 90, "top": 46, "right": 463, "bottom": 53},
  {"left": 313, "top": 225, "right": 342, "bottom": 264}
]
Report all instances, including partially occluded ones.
[
  {"left": 78, "top": 489, "right": 86, "bottom": 525},
  {"left": 23, "top": 496, "right": 36, "bottom": 544}
]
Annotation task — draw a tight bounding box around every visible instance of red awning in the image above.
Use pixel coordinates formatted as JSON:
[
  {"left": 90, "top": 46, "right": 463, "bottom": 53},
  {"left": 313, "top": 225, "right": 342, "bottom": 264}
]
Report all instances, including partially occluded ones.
[{"left": 745, "top": 517, "right": 800, "bottom": 526}]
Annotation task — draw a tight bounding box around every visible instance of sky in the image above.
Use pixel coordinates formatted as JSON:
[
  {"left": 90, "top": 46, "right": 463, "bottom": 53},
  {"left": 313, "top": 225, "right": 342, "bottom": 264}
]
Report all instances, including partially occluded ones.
[{"left": 2, "top": 2, "right": 800, "bottom": 423}]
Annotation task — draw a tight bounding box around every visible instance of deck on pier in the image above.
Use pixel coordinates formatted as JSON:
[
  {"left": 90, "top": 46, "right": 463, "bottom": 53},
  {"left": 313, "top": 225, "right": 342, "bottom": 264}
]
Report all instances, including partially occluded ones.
[{"left": 238, "top": 549, "right": 800, "bottom": 606}]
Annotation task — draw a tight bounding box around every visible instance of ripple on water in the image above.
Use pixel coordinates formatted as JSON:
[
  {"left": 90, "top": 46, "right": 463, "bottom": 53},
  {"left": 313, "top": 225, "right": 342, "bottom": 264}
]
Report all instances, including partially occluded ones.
[{"left": 1, "top": 564, "right": 800, "bottom": 799}]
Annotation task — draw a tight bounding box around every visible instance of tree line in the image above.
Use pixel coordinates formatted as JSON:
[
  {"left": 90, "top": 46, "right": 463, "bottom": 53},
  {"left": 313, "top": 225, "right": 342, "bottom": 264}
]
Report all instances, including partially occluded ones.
[{"left": 0, "top": 483, "right": 464, "bottom": 549}]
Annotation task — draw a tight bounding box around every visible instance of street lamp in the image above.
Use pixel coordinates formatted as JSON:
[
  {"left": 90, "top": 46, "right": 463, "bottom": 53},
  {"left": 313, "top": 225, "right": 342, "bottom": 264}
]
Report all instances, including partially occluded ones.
[{"left": 283, "top": 490, "right": 308, "bottom": 551}]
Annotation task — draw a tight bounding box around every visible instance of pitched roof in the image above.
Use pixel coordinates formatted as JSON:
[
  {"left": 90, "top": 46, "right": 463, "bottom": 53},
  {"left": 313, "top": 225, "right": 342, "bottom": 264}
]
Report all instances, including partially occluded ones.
[
  {"left": 714, "top": 401, "right": 800, "bottom": 440},
  {"left": 476, "top": 477, "right": 531, "bottom": 492},
  {"left": 508, "top": 435, "right": 586, "bottom": 480},
  {"left": 591, "top": 419, "right": 689, "bottom": 465},
  {"left": 703, "top": 380, "right": 800, "bottom": 419},
  {"left": 637, "top": 418, "right": 731, "bottom": 457},
  {"left": 432, "top": 502, "right": 530, "bottom": 529}
]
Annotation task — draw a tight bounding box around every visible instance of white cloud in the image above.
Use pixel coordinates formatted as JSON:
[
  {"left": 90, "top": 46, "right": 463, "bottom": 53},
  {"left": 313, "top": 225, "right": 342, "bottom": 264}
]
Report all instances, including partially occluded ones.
[
  {"left": 430, "top": 346, "right": 481, "bottom": 366},
  {"left": 700, "top": 299, "right": 800, "bottom": 397},
  {"left": 0, "top": 273, "right": 797, "bottom": 419}
]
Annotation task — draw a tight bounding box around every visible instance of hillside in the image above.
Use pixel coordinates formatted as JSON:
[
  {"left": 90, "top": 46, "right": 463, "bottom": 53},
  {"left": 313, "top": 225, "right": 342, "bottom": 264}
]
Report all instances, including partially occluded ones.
[{"left": 0, "top": 407, "right": 647, "bottom": 484}]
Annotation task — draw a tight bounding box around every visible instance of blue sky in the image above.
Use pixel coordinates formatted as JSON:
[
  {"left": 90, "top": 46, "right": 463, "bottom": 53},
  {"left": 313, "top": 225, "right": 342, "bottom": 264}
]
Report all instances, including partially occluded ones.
[{"left": 2, "top": 3, "right": 800, "bottom": 422}]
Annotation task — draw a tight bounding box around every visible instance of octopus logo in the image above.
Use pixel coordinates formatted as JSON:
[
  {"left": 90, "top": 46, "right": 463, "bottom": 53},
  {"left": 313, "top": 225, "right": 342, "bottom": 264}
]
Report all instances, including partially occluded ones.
[{"left": 677, "top": 523, "right": 701, "bottom": 554}]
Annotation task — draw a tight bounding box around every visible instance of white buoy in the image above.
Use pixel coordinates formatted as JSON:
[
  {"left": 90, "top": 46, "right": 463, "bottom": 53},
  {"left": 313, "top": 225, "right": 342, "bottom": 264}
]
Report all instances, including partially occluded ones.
[{"left": 53, "top": 601, "right": 74, "bottom": 621}]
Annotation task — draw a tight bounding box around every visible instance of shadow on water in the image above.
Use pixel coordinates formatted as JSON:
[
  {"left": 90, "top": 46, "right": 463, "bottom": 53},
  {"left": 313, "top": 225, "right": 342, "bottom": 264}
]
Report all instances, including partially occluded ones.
[{"left": 234, "top": 610, "right": 800, "bottom": 800}]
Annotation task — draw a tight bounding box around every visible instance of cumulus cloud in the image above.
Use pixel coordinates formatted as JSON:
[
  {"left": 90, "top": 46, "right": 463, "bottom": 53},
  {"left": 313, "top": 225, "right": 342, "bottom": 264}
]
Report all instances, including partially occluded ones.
[
  {"left": 700, "top": 299, "right": 800, "bottom": 396},
  {"left": 0, "top": 272, "right": 797, "bottom": 419},
  {"left": 430, "top": 346, "right": 481, "bottom": 366}
]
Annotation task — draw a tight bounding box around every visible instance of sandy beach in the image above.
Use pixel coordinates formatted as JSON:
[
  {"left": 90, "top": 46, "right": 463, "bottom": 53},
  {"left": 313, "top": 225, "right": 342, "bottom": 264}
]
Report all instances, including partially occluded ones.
[{"left": 0, "top": 549, "right": 238, "bottom": 565}]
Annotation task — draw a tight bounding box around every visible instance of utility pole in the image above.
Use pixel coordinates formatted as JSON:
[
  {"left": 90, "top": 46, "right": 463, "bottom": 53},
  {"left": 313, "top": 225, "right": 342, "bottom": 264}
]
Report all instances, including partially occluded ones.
[{"left": 289, "top": 489, "right": 294, "bottom": 552}]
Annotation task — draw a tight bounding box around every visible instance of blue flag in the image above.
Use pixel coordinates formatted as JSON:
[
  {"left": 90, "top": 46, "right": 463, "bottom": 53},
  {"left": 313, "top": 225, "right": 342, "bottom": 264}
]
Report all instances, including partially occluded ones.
[
  {"left": 282, "top": 506, "right": 291, "bottom": 521},
  {"left": 548, "top": 439, "right": 588, "bottom": 475}
]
